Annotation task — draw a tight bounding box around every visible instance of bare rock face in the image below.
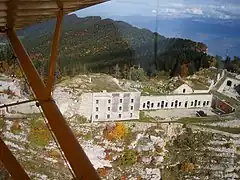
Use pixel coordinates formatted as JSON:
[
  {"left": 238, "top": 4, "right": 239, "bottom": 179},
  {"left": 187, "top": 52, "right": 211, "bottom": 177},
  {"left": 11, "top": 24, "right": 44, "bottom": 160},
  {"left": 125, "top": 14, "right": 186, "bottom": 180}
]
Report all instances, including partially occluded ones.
[{"left": 141, "top": 168, "right": 161, "bottom": 180}]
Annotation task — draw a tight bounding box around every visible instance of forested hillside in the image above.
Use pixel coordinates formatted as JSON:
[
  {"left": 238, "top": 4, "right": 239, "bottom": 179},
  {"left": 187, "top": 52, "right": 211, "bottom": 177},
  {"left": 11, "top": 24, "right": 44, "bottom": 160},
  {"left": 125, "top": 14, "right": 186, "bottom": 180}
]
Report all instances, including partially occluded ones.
[{"left": 0, "top": 14, "right": 221, "bottom": 79}]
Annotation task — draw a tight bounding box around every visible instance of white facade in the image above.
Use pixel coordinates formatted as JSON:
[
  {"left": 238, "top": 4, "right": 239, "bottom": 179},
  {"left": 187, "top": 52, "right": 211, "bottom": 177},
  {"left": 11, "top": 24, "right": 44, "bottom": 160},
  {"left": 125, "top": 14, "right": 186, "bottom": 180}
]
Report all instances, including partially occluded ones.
[
  {"left": 86, "top": 92, "right": 141, "bottom": 122},
  {"left": 173, "top": 83, "right": 210, "bottom": 95},
  {"left": 140, "top": 93, "right": 212, "bottom": 110},
  {"left": 77, "top": 83, "right": 213, "bottom": 122},
  {"left": 218, "top": 77, "right": 240, "bottom": 93},
  {"left": 173, "top": 84, "right": 193, "bottom": 94}
]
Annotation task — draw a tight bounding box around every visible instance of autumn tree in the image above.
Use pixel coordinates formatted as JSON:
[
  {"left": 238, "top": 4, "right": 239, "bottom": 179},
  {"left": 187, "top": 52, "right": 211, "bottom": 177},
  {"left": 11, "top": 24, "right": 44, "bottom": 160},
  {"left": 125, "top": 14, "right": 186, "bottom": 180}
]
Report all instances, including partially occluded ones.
[
  {"left": 182, "top": 162, "right": 194, "bottom": 172},
  {"left": 103, "top": 122, "right": 128, "bottom": 141},
  {"left": 98, "top": 168, "right": 108, "bottom": 177},
  {"left": 180, "top": 63, "right": 188, "bottom": 77}
]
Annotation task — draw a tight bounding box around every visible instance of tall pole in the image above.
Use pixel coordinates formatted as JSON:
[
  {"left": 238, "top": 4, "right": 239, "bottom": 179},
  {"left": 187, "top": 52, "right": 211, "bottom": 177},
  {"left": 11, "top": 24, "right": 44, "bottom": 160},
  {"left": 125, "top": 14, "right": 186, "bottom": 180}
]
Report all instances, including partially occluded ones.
[{"left": 154, "top": 0, "right": 160, "bottom": 70}]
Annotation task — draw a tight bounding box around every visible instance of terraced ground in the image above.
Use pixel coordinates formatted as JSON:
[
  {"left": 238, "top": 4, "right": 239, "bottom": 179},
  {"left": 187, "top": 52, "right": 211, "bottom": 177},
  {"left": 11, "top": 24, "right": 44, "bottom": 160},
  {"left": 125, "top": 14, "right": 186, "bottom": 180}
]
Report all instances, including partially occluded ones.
[
  {"left": 0, "top": 116, "right": 72, "bottom": 179},
  {"left": 0, "top": 111, "right": 240, "bottom": 180},
  {"left": 162, "top": 121, "right": 240, "bottom": 180}
]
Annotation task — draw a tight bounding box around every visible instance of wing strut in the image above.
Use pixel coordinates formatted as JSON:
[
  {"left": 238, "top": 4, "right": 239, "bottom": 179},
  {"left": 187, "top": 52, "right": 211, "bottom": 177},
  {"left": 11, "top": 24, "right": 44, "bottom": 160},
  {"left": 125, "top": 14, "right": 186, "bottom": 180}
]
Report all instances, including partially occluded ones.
[
  {"left": 4, "top": 9, "right": 100, "bottom": 180},
  {"left": 0, "top": 138, "right": 30, "bottom": 179},
  {"left": 46, "top": 9, "right": 63, "bottom": 96}
]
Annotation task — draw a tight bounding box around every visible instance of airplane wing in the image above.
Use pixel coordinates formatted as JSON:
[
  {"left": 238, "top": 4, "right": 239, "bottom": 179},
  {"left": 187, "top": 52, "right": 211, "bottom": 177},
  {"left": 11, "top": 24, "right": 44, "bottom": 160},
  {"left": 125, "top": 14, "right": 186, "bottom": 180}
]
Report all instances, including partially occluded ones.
[{"left": 0, "top": 0, "right": 108, "bottom": 30}]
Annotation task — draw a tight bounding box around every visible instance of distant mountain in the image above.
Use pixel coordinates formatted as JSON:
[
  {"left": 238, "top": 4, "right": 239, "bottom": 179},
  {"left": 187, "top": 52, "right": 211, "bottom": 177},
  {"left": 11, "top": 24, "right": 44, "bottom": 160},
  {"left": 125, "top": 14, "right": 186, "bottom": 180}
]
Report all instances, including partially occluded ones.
[
  {"left": 110, "top": 16, "right": 240, "bottom": 58},
  {"left": 1, "top": 14, "right": 213, "bottom": 78}
]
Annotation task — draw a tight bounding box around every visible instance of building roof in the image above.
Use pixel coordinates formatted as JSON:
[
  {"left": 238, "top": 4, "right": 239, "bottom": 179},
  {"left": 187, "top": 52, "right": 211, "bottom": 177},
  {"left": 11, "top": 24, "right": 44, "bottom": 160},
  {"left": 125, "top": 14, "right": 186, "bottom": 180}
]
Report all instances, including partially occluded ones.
[
  {"left": 174, "top": 78, "right": 208, "bottom": 91},
  {"left": 187, "top": 79, "right": 209, "bottom": 90},
  {"left": 0, "top": 0, "right": 108, "bottom": 30}
]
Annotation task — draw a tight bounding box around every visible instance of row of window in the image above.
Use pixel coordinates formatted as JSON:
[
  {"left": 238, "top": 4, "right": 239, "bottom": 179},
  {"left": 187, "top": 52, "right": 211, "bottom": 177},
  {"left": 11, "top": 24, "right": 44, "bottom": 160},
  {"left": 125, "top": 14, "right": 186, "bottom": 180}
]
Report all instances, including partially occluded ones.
[
  {"left": 95, "top": 106, "right": 134, "bottom": 111},
  {"left": 95, "top": 113, "right": 133, "bottom": 119},
  {"left": 143, "top": 100, "right": 210, "bottom": 109},
  {"left": 95, "top": 98, "right": 135, "bottom": 104}
]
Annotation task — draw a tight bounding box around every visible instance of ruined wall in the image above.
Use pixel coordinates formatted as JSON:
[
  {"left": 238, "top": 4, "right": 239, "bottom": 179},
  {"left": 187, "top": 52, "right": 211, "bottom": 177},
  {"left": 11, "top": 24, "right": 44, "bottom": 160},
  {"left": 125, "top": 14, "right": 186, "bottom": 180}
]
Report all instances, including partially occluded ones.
[{"left": 218, "top": 77, "right": 240, "bottom": 93}]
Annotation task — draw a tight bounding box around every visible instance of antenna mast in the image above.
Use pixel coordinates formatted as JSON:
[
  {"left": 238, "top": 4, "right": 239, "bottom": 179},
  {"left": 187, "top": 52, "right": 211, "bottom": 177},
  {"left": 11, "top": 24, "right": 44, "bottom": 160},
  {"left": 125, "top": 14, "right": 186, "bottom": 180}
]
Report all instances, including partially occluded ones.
[{"left": 154, "top": 0, "right": 160, "bottom": 69}]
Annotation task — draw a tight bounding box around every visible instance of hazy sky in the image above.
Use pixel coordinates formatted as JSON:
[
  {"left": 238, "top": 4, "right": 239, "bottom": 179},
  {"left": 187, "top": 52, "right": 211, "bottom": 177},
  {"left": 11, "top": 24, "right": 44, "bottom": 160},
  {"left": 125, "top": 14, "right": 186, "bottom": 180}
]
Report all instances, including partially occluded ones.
[{"left": 75, "top": 0, "right": 240, "bottom": 20}]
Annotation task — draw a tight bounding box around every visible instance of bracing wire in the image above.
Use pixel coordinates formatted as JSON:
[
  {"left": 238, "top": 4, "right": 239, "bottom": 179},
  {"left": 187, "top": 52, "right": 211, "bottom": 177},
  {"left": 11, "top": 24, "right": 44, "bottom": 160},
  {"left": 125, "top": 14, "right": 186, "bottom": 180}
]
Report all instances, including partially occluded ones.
[
  {"left": 36, "top": 104, "right": 76, "bottom": 179},
  {"left": 6, "top": 37, "right": 76, "bottom": 179}
]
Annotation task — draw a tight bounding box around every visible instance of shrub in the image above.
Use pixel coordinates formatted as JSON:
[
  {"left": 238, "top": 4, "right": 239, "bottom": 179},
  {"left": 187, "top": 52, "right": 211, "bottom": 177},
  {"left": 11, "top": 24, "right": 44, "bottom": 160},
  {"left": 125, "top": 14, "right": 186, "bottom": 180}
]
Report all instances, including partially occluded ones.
[
  {"left": 84, "top": 132, "right": 92, "bottom": 140},
  {"left": 28, "top": 119, "right": 52, "bottom": 148},
  {"left": 118, "top": 149, "right": 137, "bottom": 167},
  {"left": 155, "top": 145, "right": 164, "bottom": 153},
  {"left": 236, "top": 146, "right": 240, "bottom": 152},
  {"left": 0, "top": 119, "right": 5, "bottom": 130},
  {"left": 49, "top": 150, "right": 61, "bottom": 159},
  {"left": 181, "top": 162, "right": 194, "bottom": 172},
  {"left": 76, "top": 115, "right": 88, "bottom": 123},
  {"left": 139, "top": 111, "right": 154, "bottom": 122},
  {"left": 10, "top": 119, "right": 21, "bottom": 134}
]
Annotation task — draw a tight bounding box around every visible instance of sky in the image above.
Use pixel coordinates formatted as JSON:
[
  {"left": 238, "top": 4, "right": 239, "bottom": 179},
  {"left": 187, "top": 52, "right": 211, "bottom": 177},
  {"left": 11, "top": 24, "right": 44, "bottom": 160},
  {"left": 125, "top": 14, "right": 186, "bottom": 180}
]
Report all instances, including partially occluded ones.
[{"left": 75, "top": 0, "right": 240, "bottom": 20}]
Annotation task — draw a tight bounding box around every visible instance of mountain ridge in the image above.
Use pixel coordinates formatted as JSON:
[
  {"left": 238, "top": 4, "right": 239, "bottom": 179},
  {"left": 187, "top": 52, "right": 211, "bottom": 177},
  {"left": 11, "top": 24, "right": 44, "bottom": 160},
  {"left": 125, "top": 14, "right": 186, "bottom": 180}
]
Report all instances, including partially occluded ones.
[{"left": 1, "top": 14, "right": 213, "bottom": 79}]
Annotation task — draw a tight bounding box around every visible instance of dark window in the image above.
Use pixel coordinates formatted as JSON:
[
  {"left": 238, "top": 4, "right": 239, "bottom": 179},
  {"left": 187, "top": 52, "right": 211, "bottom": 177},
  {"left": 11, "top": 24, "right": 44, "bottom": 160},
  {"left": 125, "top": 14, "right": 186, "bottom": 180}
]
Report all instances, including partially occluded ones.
[
  {"left": 108, "top": 107, "right": 111, "bottom": 111},
  {"left": 131, "top": 106, "right": 134, "bottom": 110},
  {"left": 95, "top": 115, "right": 98, "bottom": 119},
  {"left": 227, "top": 80, "right": 232, "bottom": 87},
  {"left": 143, "top": 103, "right": 146, "bottom": 108},
  {"left": 175, "top": 100, "right": 178, "bottom": 108},
  {"left": 118, "top": 114, "right": 122, "bottom": 118},
  {"left": 119, "top": 106, "right": 122, "bottom": 111},
  {"left": 131, "top": 99, "right": 134, "bottom": 103},
  {"left": 183, "top": 89, "right": 186, "bottom": 93},
  {"left": 157, "top": 102, "right": 160, "bottom": 107},
  {"left": 179, "top": 102, "right": 182, "bottom": 107},
  {"left": 130, "top": 113, "right": 133, "bottom": 117},
  {"left": 147, "top": 101, "right": 150, "bottom": 109},
  {"left": 96, "top": 100, "right": 99, "bottom": 104},
  {"left": 161, "top": 101, "right": 164, "bottom": 108},
  {"left": 107, "top": 114, "right": 110, "bottom": 119},
  {"left": 207, "top": 101, "right": 210, "bottom": 106},
  {"left": 191, "top": 101, "right": 194, "bottom": 106},
  {"left": 96, "top": 107, "right": 99, "bottom": 111},
  {"left": 171, "top": 102, "right": 174, "bottom": 107},
  {"left": 151, "top": 103, "right": 154, "bottom": 108},
  {"left": 198, "top": 101, "right": 201, "bottom": 106},
  {"left": 165, "top": 102, "right": 168, "bottom": 107},
  {"left": 120, "top": 99, "right": 123, "bottom": 103},
  {"left": 108, "top": 99, "right": 111, "bottom": 103},
  {"left": 185, "top": 101, "right": 188, "bottom": 108},
  {"left": 194, "top": 100, "right": 197, "bottom": 106},
  {"left": 203, "top": 101, "right": 206, "bottom": 106}
]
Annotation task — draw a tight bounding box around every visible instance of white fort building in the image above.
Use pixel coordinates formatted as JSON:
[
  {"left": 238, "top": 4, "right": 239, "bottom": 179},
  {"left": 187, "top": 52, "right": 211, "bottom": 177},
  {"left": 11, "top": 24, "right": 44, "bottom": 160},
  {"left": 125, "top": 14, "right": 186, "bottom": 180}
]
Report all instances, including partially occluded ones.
[{"left": 77, "top": 82, "right": 213, "bottom": 122}]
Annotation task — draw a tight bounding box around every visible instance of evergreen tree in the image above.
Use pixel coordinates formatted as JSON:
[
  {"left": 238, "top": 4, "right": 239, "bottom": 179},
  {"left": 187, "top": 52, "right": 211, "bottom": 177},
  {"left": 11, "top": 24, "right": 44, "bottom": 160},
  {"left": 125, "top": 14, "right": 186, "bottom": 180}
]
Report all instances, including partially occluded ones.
[{"left": 113, "top": 64, "right": 121, "bottom": 78}]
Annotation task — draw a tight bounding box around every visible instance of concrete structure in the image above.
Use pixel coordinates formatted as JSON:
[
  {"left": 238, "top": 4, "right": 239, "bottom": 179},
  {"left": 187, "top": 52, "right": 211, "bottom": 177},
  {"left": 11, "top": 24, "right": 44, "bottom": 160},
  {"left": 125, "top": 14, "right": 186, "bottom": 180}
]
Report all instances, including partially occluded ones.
[
  {"left": 79, "top": 92, "right": 141, "bottom": 122},
  {"left": 218, "top": 77, "right": 240, "bottom": 93},
  {"left": 78, "top": 83, "right": 213, "bottom": 122},
  {"left": 141, "top": 83, "right": 212, "bottom": 111},
  {"left": 215, "top": 70, "right": 240, "bottom": 100}
]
